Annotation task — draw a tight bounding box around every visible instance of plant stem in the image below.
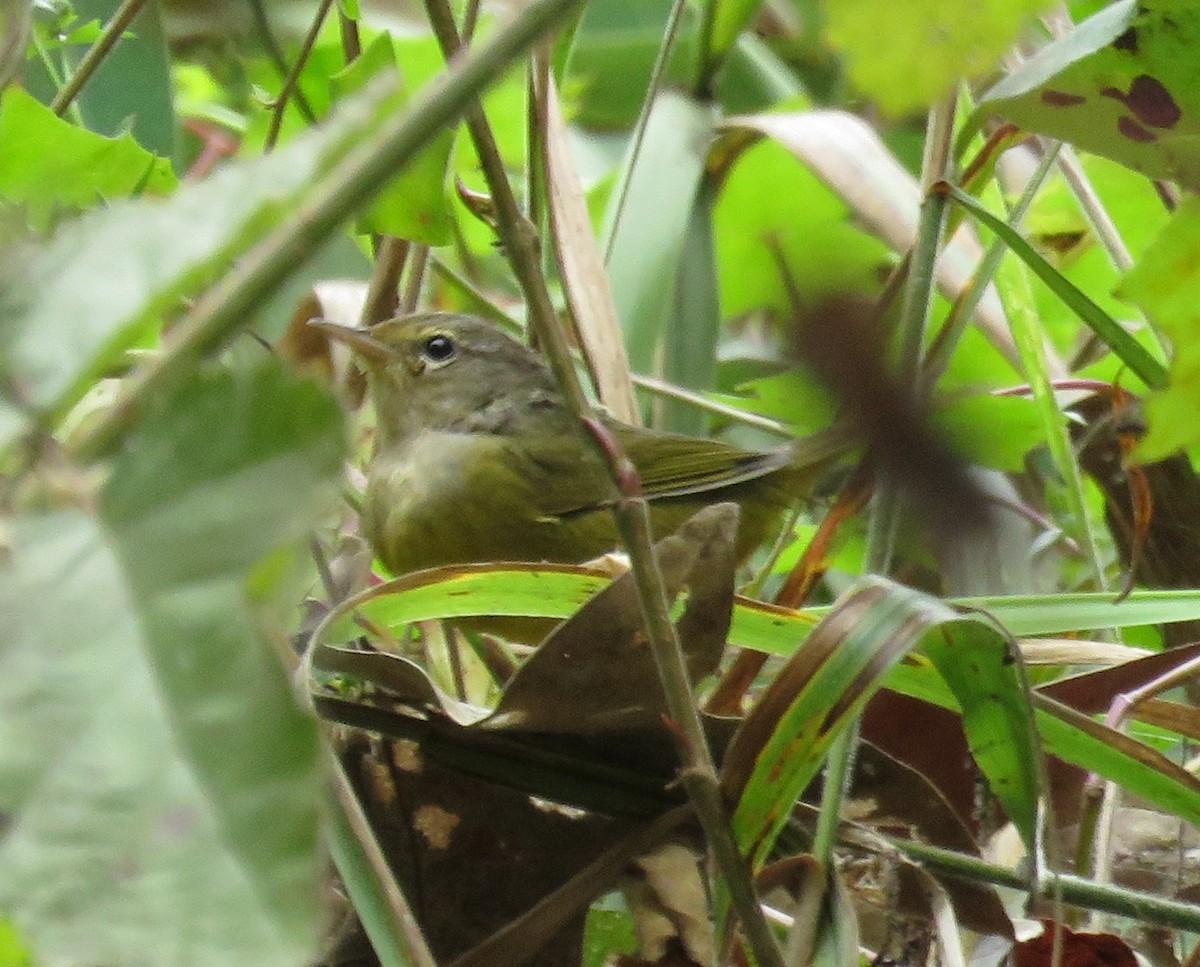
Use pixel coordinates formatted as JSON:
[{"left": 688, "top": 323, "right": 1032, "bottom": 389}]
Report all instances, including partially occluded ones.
[
  {"left": 264, "top": 0, "right": 336, "bottom": 151},
  {"left": 606, "top": 485, "right": 784, "bottom": 967},
  {"left": 72, "top": 0, "right": 586, "bottom": 462},
  {"left": 398, "top": 244, "right": 429, "bottom": 313},
  {"left": 421, "top": 0, "right": 589, "bottom": 417},
  {"left": 924, "top": 140, "right": 1060, "bottom": 388},
  {"left": 50, "top": 0, "right": 150, "bottom": 116},
  {"left": 865, "top": 89, "right": 957, "bottom": 575},
  {"left": 359, "top": 236, "right": 409, "bottom": 326},
  {"left": 883, "top": 835, "right": 1200, "bottom": 933}
]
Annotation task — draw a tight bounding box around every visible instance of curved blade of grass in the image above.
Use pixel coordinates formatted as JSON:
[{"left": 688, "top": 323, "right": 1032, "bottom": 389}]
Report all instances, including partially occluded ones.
[
  {"left": 317, "top": 568, "right": 1200, "bottom": 652},
  {"left": 315, "top": 568, "right": 1200, "bottom": 827},
  {"left": 938, "top": 181, "right": 1167, "bottom": 390},
  {"left": 723, "top": 577, "right": 1040, "bottom": 864},
  {"left": 1035, "top": 693, "right": 1200, "bottom": 826},
  {"left": 312, "top": 564, "right": 613, "bottom": 647}
]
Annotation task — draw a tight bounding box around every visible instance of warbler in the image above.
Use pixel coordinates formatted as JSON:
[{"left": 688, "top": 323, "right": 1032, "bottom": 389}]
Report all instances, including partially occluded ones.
[{"left": 313, "top": 312, "right": 848, "bottom": 576}]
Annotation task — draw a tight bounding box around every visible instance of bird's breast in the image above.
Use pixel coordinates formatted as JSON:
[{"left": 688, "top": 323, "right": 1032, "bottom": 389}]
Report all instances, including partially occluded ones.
[{"left": 362, "top": 430, "right": 614, "bottom": 574}]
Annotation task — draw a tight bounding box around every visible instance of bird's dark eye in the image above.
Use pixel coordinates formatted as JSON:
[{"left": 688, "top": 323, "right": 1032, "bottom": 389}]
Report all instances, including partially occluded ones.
[{"left": 421, "top": 333, "right": 457, "bottom": 364}]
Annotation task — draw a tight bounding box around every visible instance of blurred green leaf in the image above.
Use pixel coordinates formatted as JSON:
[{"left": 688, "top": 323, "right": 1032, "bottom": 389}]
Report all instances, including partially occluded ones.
[
  {"left": 0, "top": 916, "right": 32, "bottom": 967},
  {"left": 0, "top": 78, "right": 401, "bottom": 443},
  {"left": 712, "top": 136, "right": 892, "bottom": 320},
  {"left": 329, "top": 33, "right": 453, "bottom": 243},
  {"left": 1119, "top": 195, "right": 1200, "bottom": 460},
  {"left": 0, "top": 356, "right": 341, "bottom": 967},
  {"left": 700, "top": 0, "right": 766, "bottom": 78},
  {"left": 603, "top": 90, "right": 714, "bottom": 376},
  {"left": 0, "top": 87, "right": 176, "bottom": 229},
  {"left": 934, "top": 393, "right": 1043, "bottom": 472},
  {"left": 824, "top": 0, "right": 1052, "bottom": 116},
  {"left": 70, "top": 0, "right": 175, "bottom": 156}
]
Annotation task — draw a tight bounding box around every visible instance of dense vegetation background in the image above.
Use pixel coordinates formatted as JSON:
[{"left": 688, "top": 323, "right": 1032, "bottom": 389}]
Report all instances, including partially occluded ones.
[{"left": 4, "top": 0, "right": 1200, "bottom": 964}]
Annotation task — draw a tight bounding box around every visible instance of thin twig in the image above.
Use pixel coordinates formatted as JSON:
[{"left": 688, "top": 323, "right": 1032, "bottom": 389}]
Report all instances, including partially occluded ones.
[
  {"left": 421, "top": 0, "right": 588, "bottom": 415},
  {"left": 264, "top": 0, "right": 336, "bottom": 152},
  {"left": 399, "top": 244, "right": 429, "bottom": 313},
  {"left": 247, "top": 0, "right": 316, "bottom": 121},
  {"left": 359, "top": 237, "right": 409, "bottom": 327},
  {"left": 50, "top": 0, "right": 150, "bottom": 116},
  {"left": 584, "top": 419, "right": 786, "bottom": 967}
]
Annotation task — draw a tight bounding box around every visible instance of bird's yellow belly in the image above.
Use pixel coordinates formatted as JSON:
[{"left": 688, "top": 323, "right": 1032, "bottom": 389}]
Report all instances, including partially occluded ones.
[{"left": 364, "top": 431, "right": 614, "bottom": 574}]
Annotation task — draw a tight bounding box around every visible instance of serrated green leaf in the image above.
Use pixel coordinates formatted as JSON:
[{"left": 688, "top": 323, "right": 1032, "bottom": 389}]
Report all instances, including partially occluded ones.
[
  {"left": 0, "top": 87, "right": 176, "bottom": 228},
  {"left": 0, "top": 79, "right": 402, "bottom": 442},
  {"left": 69, "top": 0, "right": 176, "bottom": 156},
  {"left": 329, "top": 34, "right": 453, "bottom": 243}
]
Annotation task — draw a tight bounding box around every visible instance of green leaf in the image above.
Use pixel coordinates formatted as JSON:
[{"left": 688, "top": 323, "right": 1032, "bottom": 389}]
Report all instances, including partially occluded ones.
[
  {"left": 934, "top": 393, "right": 1043, "bottom": 472},
  {"left": 711, "top": 127, "right": 894, "bottom": 321},
  {"left": 564, "top": 0, "right": 683, "bottom": 129},
  {"left": 824, "top": 0, "right": 1053, "bottom": 116},
  {"left": 724, "top": 578, "right": 1040, "bottom": 864},
  {"left": 967, "top": 589, "right": 1200, "bottom": 637},
  {"left": 328, "top": 34, "right": 453, "bottom": 244},
  {"left": 885, "top": 661, "right": 1200, "bottom": 827},
  {"left": 603, "top": 92, "right": 714, "bottom": 377},
  {"left": 1118, "top": 194, "right": 1200, "bottom": 460},
  {"left": 662, "top": 181, "right": 720, "bottom": 434},
  {"left": 917, "top": 615, "right": 1040, "bottom": 844},
  {"left": 701, "top": 0, "right": 766, "bottom": 77},
  {"left": 316, "top": 565, "right": 614, "bottom": 647},
  {"left": 0, "top": 78, "right": 402, "bottom": 441},
  {"left": 0, "top": 359, "right": 343, "bottom": 966},
  {"left": 981, "top": 1, "right": 1200, "bottom": 189},
  {"left": 1035, "top": 693, "right": 1200, "bottom": 826},
  {"left": 69, "top": 0, "right": 176, "bottom": 156},
  {"left": 319, "top": 566, "right": 1200, "bottom": 653},
  {"left": 0, "top": 916, "right": 32, "bottom": 967},
  {"left": 942, "top": 182, "right": 1168, "bottom": 391},
  {"left": 0, "top": 87, "right": 176, "bottom": 228},
  {"left": 0, "top": 517, "right": 313, "bottom": 966}
]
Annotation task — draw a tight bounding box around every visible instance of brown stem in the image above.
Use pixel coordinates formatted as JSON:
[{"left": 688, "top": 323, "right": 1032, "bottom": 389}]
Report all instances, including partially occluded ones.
[{"left": 359, "top": 237, "right": 409, "bottom": 327}]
